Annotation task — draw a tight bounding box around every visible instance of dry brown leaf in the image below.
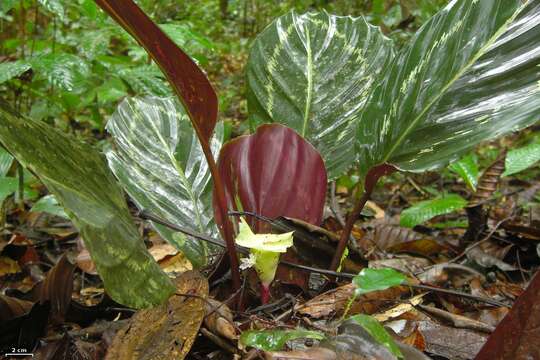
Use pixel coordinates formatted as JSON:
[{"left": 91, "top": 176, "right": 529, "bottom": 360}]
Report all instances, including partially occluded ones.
[
  {"left": 265, "top": 348, "right": 337, "bottom": 360},
  {"left": 0, "top": 256, "right": 21, "bottom": 276},
  {"left": 0, "top": 295, "right": 33, "bottom": 321},
  {"left": 373, "top": 294, "right": 425, "bottom": 322},
  {"left": 106, "top": 270, "right": 208, "bottom": 360},
  {"left": 204, "top": 297, "right": 237, "bottom": 340},
  {"left": 297, "top": 283, "right": 410, "bottom": 319}
]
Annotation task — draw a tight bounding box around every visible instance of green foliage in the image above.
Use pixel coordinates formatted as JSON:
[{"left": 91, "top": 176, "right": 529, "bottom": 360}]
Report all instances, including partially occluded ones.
[
  {"left": 0, "top": 147, "right": 14, "bottom": 177},
  {"left": 449, "top": 154, "right": 479, "bottom": 191},
  {"left": 0, "top": 61, "right": 31, "bottom": 84},
  {"left": 348, "top": 314, "right": 403, "bottom": 358},
  {"left": 106, "top": 97, "right": 223, "bottom": 267},
  {"left": 353, "top": 268, "right": 407, "bottom": 296},
  {"left": 0, "top": 177, "right": 19, "bottom": 203},
  {"left": 30, "top": 194, "right": 68, "bottom": 218},
  {"left": 356, "top": 0, "right": 540, "bottom": 175},
  {"left": 247, "top": 11, "right": 394, "bottom": 179},
  {"left": 400, "top": 194, "right": 467, "bottom": 228},
  {"left": 503, "top": 140, "right": 540, "bottom": 176},
  {"left": 0, "top": 102, "right": 174, "bottom": 308},
  {"left": 36, "top": 0, "right": 64, "bottom": 20},
  {"left": 240, "top": 328, "right": 324, "bottom": 351}
]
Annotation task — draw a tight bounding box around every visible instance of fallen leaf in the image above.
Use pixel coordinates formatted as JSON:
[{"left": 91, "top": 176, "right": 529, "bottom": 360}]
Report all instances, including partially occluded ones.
[
  {"left": 0, "top": 295, "right": 33, "bottom": 321},
  {"left": 0, "top": 256, "right": 21, "bottom": 276},
  {"left": 204, "top": 298, "right": 237, "bottom": 340},
  {"left": 475, "top": 272, "right": 540, "bottom": 360},
  {"left": 106, "top": 270, "right": 208, "bottom": 360},
  {"left": 39, "top": 254, "right": 76, "bottom": 324}
]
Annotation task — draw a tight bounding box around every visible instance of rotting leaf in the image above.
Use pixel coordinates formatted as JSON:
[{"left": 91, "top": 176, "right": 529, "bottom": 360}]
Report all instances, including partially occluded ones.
[
  {"left": 204, "top": 298, "right": 237, "bottom": 341},
  {"left": 39, "top": 254, "right": 76, "bottom": 324},
  {"left": 106, "top": 270, "right": 208, "bottom": 360},
  {"left": 0, "top": 295, "right": 33, "bottom": 322}
]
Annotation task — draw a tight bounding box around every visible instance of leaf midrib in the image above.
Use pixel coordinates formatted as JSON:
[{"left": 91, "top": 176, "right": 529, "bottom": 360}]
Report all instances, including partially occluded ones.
[
  {"left": 382, "top": 2, "right": 526, "bottom": 165},
  {"left": 301, "top": 26, "right": 313, "bottom": 138}
]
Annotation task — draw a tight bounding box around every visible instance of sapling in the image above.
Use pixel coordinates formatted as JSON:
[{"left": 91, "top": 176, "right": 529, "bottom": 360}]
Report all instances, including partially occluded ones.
[{"left": 235, "top": 218, "right": 294, "bottom": 303}]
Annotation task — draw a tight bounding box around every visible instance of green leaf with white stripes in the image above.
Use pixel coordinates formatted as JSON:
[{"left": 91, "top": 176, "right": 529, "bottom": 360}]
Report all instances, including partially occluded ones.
[
  {"left": 357, "top": 0, "right": 540, "bottom": 175},
  {"left": 106, "top": 97, "right": 222, "bottom": 267},
  {"left": 0, "top": 102, "right": 174, "bottom": 309},
  {"left": 247, "top": 11, "right": 394, "bottom": 179},
  {"left": 37, "top": 0, "right": 65, "bottom": 20},
  {"left": 0, "top": 61, "right": 31, "bottom": 84},
  {"left": 0, "top": 147, "right": 13, "bottom": 177}
]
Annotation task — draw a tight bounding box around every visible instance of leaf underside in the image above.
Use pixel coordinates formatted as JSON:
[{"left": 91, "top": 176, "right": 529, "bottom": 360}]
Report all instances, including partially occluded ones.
[
  {"left": 357, "top": 0, "right": 540, "bottom": 174},
  {"left": 247, "top": 11, "right": 394, "bottom": 179},
  {"left": 0, "top": 102, "right": 174, "bottom": 309},
  {"left": 106, "top": 97, "right": 222, "bottom": 267}
]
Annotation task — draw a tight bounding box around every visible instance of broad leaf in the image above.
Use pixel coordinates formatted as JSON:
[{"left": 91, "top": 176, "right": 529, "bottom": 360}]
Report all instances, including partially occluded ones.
[
  {"left": 449, "top": 154, "right": 478, "bottom": 191},
  {"left": 0, "top": 61, "right": 31, "bottom": 84},
  {"left": 213, "top": 124, "right": 327, "bottom": 233},
  {"left": 0, "top": 147, "right": 13, "bottom": 177},
  {"left": 30, "top": 195, "right": 69, "bottom": 219},
  {"left": 240, "top": 328, "right": 324, "bottom": 351},
  {"left": 353, "top": 268, "right": 406, "bottom": 296},
  {"left": 503, "top": 140, "right": 540, "bottom": 176},
  {"left": 357, "top": 0, "right": 540, "bottom": 174},
  {"left": 94, "top": 0, "right": 218, "bottom": 143},
  {"left": 400, "top": 194, "right": 467, "bottom": 228},
  {"left": 106, "top": 97, "right": 223, "bottom": 267},
  {"left": 347, "top": 315, "right": 403, "bottom": 358},
  {"left": 0, "top": 178, "right": 18, "bottom": 204},
  {"left": 247, "top": 11, "right": 394, "bottom": 179},
  {"left": 0, "top": 102, "right": 174, "bottom": 308}
]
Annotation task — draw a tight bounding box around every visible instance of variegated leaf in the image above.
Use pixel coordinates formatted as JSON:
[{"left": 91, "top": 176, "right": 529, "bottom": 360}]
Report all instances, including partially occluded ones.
[
  {"left": 0, "top": 61, "right": 31, "bottom": 84},
  {"left": 0, "top": 146, "right": 13, "bottom": 177},
  {"left": 247, "top": 11, "right": 394, "bottom": 179},
  {"left": 0, "top": 102, "right": 174, "bottom": 308},
  {"left": 357, "top": 0, "right": 540, "bottom": 174},
  {"left": 106, "top": 97, "right": 222, "bottom": 267}
]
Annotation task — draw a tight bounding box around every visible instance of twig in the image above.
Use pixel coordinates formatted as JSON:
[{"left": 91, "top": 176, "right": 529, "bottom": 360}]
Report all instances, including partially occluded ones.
[
  {"left": 450, "top": 216, "right": 514, "bottom": 264},
  {"left": 200, "top": 327, "right": 238, "bottom": 354}
]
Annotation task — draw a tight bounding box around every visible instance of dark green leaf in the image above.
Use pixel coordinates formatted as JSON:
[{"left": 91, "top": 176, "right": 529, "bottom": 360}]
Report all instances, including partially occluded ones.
[
  {"left": 247, "top": 11, "right": 394, "bottom": 179},
  {"left": 503, "top": 140, "right": 540, "bottom": 176},
  {"left": 240, "top": 328, "right": 324, "bottom": 351},
  {"left": 357, "top": 0, "right": 540, "bottom": 174},
  {"left": 400, "top": 194, "right": 467, "bottom": 228},
  {"left": 449, "top": 154, "right": 479, "bottom": 190},
  {"left": 106, "top": 97, "right": 223, "bottom": 267},
  {"left": 348, "top": 314, "right": 403, "bottom": 358},
  {"left": 353, "top": 268, "right": 407, "bottom": 296},
  {"left": 0, "top": 102, "right": 174, "bottom": 308}
]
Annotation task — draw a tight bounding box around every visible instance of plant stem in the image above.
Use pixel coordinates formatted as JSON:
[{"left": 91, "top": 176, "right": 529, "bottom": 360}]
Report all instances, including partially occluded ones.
[
  {"left": 201, "top": 141, "right": 242, "bottom": 295},
  {"left": 17, "top": 162, "right": 24, "bottom": 211},
  {"left": 329, "top": 164, "right": 397, "bottom": 271}
]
